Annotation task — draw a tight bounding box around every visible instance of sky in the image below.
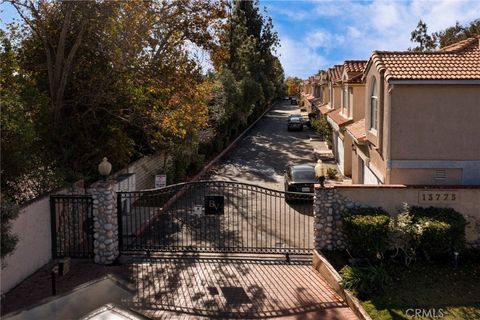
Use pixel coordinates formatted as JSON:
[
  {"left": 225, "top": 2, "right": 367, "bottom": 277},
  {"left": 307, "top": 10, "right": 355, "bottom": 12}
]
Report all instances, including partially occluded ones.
[
  {"left": 262, "top": 0, "right": 480, "bottom": 78},
  {"left": 1, "top": 1, "right": 479, "bottom": 79}
]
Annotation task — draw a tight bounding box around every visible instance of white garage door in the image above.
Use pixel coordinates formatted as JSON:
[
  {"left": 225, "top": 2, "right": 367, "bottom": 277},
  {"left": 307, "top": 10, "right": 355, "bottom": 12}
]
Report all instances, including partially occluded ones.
[
  {"left": 336, "top": 135, "right": 344, "bottom": 174},
  {"left": 363, "top": 163, "right": 380, "bottom": 185}
]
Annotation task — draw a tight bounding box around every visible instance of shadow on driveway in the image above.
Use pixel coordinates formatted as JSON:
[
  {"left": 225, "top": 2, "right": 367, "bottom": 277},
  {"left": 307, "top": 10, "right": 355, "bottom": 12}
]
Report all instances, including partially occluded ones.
[{"left": 130, "top": 256, "right": 356, "bottom": 319}]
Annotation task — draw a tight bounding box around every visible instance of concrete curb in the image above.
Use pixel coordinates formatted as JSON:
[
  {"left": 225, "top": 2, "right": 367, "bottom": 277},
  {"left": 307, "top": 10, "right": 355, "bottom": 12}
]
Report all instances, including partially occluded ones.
[{"left": 312, "top": 250, "right": 372, "bottom": 320}]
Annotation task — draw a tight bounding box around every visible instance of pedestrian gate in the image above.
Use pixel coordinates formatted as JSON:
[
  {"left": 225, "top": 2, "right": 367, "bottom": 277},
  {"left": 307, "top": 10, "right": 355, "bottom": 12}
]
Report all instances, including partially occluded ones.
[
  {"left": 50, "top": 195, "right": 94, "bottom": 258},
  {"left": 117, "top": 181, "right": 314, "bottom": 255}
]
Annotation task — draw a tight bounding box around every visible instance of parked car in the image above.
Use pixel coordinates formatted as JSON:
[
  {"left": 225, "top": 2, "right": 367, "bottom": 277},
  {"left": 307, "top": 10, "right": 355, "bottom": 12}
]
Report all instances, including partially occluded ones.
[
  {"left": 287, "top": 115, "right": 303, "bottom": 131},
  {"left": 290, "top": 98, "right": 297, "bottom": 105},
  {"left": 284, "top": 164, "right": 316, "bottom": 200}
]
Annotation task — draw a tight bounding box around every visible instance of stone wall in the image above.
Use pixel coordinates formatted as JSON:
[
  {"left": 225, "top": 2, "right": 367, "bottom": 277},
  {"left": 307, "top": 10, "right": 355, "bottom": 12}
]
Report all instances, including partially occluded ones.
[
  {"left": 313, "top": 188, "right": 351, "bottom": 251},
  {"left": 313, "top": 185, "right": 480, "bottom": 251},
  {"left": 88, "top": 181, "right": 119, "bottom": 264}
]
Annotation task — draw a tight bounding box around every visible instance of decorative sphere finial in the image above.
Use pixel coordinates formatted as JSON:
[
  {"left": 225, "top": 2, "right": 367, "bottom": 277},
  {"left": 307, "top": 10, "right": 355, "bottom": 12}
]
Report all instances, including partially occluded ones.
[{"left": 98, "top": 157, "right": 112, "bottom": 180}]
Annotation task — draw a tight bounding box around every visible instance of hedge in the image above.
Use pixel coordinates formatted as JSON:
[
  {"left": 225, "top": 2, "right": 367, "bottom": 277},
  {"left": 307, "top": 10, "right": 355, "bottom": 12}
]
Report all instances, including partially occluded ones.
[
  {"left": 342, "top": 207, "right": 391, "bottom": 259},
  {"left": 410, "top": 206, "right": 467, "bottom": 258}
]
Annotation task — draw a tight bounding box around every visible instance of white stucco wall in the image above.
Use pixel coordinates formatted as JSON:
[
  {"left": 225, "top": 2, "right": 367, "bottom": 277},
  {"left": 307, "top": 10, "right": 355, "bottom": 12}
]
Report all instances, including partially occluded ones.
[{"left": 1, "top": 194, "right": 55, "bottom": 294}]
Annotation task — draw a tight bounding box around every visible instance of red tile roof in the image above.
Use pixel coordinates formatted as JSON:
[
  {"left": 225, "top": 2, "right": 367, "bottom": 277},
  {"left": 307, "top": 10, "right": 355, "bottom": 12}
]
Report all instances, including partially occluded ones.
[
  {"left": 345, "top": 119, "right": 367, "bottom": 143},
  {"left": 344, "top": 60, "right": 367, "bottom": 73},
  {"left": 327, "top": 109, "right": 353, "bottom": 127},
  {"left": 440, "top": 37, "right": 479, "bottom": 52},
  {"left": 327, "top": 65, "right": 344, "bottom": 83},
  {"left": 318, "top": 103, "right": 332, "bottom": 115},
  {"left": 343, "top": 60, "right": 367, "bottom": 84},
  {"left": 312, "top": 98, "right": 323, "bottom": 106},
  {"left": 369, "top": 36, "right": 480, "bottom": 81}
]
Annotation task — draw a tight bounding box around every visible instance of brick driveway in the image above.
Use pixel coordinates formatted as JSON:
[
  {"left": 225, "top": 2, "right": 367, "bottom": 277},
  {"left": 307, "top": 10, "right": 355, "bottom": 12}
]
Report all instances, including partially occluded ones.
[{"left": 130, "top": 256, "right": 357, "bottom": 319}]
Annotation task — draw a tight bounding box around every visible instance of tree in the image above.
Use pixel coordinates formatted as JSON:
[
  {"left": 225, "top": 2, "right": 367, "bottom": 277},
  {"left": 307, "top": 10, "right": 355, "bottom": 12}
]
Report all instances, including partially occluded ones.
[
  {"left": 434, "top": 19, "right": 480, "bottom": 48},
  {"left": 1, "top": 0, "right": 285, "bottom": 203},
  {"left": 1, "top": 195, "right": 19, "bottom": 266},
  {"left": 2, "top": 0, "right": 226, "bottom": 197},
  {"left": 285, "top": 77, "right": 302, "bottom": 97},
  {"left": 408, "top": 18, "right": 480, "bottom": 51},
  {"left": 0, "top": 26, "right": 61, "bottom": 202},
  {"left": 9, "top": 1, "right": 94, "bottom": 126},
  {"left": 409, "top": 19, "right": 436, "bottom": 52}
]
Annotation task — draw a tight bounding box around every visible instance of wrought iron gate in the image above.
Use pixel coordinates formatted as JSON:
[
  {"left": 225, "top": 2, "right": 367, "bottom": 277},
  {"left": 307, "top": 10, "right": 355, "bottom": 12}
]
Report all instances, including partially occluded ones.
[
  {"left": 117, "top": 181, "right": 314, "bottom": 254},
  {"left": 50, "top": 195, "right": 94, "bottom": 258}
]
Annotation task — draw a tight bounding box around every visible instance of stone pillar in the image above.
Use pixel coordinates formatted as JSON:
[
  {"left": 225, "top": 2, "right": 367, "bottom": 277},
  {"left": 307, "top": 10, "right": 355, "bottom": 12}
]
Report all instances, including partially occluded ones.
[
  {"left": 88, "top": 180, "right": 119, "bottom": 264},
  {"left": 314, "top": 186, "right": 352, "bottom": 251}
]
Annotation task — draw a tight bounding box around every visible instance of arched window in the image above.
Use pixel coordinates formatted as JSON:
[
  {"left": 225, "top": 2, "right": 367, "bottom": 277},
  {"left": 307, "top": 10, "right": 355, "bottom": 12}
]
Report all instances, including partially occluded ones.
[{"left": 370, "top": 77, "right": 378, "bottom": 131}]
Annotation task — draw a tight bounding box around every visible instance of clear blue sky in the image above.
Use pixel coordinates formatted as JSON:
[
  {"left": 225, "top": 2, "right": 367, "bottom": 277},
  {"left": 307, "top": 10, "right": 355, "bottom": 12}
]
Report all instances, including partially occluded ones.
[
  {"left": 2, "top": 1, "right": 479, "bottom": 79},
  {"left": 262, "top": 0, "right": 480, "bottom": 78}
]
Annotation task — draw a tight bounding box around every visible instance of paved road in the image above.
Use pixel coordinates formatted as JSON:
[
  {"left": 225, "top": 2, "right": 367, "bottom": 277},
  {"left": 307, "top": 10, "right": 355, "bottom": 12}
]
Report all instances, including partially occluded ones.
[
  {"left": 205, "top": 100, "right": 317, "bottom": 190},
  {"left": 121, "top": 101, "right": 317, "bottom": 253}
]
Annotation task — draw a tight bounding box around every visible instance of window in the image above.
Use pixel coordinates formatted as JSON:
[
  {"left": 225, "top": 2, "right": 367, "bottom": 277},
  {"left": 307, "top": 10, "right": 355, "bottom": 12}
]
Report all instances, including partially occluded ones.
[
  {"left": 342, "top": 85, "right": 348, "bottom": 116},
  {"left": 349, "top": 87, "right": 353, "bottom": 118},
  {"left": 329, "top": 82, "right": 333, "bottom": 107},
  {"left": 370, "top": 77, "right": 379, "bottom": 131}
]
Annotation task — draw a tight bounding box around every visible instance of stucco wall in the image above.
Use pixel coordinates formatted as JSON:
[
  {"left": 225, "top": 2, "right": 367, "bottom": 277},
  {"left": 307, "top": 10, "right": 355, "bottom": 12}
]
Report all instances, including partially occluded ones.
[
  {"left": 333, "top": 85, "right": 342, "bottom": 109},
  {"left": 363, "top": 65, "right": 387, "bottom": 181},
  {"left": 352, "top": 85, "right": 365, "bottom": 121},
  {"left": 1, "top": 190, "right": 64, "bottom": 294},
  {"left": 352, "top": 153, "right": 361, "bottom": 184},
  {"left": 112, "top": 152, "right": 167, "bottom": 191},
  {"left": 390, "top": 85, "right": 480, "bottom": 160},
  {"left": 336, "top": 185, "right": 480, "bottom": 247},
  {"left": 390, "top": 168, "right": 463, "bottom": 185}
]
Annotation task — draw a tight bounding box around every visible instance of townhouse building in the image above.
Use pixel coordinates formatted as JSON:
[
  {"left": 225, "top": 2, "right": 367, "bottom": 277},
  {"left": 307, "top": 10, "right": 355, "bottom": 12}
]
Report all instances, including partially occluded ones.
[
  {"left": 326, "top": 61, "right": 367, "bottom": 176},
  {"left": 347, "top": 36, "right": 480, "bottom": 185}
]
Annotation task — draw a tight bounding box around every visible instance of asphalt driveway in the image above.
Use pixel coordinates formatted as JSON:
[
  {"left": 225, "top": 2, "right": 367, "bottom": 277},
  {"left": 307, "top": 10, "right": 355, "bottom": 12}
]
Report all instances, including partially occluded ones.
[{"left": 205, "top": 100, "right": 317, "bottom": 190}]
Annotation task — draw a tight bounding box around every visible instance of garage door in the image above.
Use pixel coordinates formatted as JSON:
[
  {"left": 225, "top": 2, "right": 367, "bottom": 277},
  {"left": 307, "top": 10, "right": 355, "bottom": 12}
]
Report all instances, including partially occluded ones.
[
  {"left": 336, "top": 135, "right": 344, "bottom": 174},
  {"left": 363, "top": 163, "right": 380, "bottom": 185}
]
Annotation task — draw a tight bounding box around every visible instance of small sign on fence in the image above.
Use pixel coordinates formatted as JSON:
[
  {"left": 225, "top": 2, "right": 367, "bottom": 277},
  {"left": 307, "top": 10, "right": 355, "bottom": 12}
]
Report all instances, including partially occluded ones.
[
  {"left": 155, "top": 174, "right": 167, "bottom": 189},
  {"left": 204, "top": 196, "right": 224, "bottom": 215}
]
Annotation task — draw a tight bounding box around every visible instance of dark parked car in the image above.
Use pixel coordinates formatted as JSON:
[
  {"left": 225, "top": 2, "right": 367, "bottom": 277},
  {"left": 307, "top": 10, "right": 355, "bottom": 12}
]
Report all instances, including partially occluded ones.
[
  {"left": 287, "top": 115, "right": 303, "bottom": 131},
  {"left": 284, "top": 164, "right": 316, "bottom": 200},
  {"left": 290, "top": 98, "right": 297, "bottom": 105}
]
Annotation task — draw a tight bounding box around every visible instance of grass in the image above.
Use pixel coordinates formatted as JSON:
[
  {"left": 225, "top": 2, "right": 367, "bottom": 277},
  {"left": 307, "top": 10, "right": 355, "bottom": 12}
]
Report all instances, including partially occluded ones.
[{"left": 323, "top": 250, "right": 480, "bottom": 320}]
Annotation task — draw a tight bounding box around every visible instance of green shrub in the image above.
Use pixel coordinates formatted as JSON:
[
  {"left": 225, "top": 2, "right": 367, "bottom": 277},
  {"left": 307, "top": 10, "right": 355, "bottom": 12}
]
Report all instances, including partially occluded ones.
[
  {"left": 212, "top": 138, "right": 224, "bottom": 153},
  {"left": 326, "top": 168, "right": 338, "bottom": 180},
  {"left": 410, "top": 206, "right": 467, "bottom": 258},
  {"left": 342, "top": 207, "right": 391, "bottom": 259},
  {"left": 1, "top": 195, "right": 19, "bottom": 266},
  {"left": 187, "top": 154, "right": 206, "bottom": 175},
  {"left": 340, "top": 264, "right": 391, "bottom": 299},
  {"left": 173, "top": 157, "right": 189, "bottom": 182},
  {"left": 389, "top": 204, "right": 423, "bottom": 266},
  {"left": 311, "top": 115, "right": 333, "bottom": 144}
]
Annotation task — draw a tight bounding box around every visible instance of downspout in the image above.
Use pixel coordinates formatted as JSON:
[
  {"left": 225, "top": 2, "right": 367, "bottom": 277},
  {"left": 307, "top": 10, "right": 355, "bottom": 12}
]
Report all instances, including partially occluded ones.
[
  {"left": 378, "top": 70, "right": 385, "bottom": 154},
  {"left": 378, "top": 70, "right": 386, "bottom": 183},
  {"left": 386, "top": 83, "right": 394, "bottom": 184}
]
